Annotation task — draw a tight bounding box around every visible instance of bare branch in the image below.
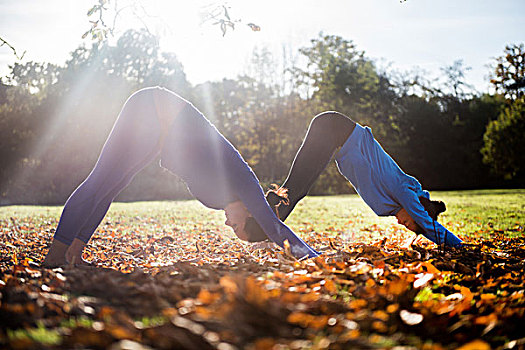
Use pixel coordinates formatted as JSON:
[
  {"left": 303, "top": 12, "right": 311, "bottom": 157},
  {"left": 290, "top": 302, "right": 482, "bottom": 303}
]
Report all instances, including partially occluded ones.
[
  {"left": 0, "top": 36, "right": 26, "bottom": 60},
  {"left": 84, "top": 0, "right": 260, "bottom": 41}
]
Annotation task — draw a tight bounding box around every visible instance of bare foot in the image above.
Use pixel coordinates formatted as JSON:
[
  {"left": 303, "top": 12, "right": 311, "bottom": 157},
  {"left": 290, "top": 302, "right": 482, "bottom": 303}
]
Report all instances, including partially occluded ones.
[
  {"left": 65, "top": 238, "right": 92, "bottom": 267},
  {"left": 67, "top": 255, "right": 93, "bottom": 267},
  {"left": 42, "top": 256, "right": 67, "bottom": 268},
  {"left": 42, "top": 239, "right": 69, "bottom": 268}
]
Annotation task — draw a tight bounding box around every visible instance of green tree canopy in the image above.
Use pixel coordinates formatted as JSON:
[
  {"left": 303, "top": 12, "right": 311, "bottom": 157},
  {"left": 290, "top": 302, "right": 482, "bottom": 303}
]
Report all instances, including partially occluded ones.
[
  {"left": 481, "top": 97, "right": 525, "bottom": 180},
  {"left": 490, "top": 43, "right": 525, "bottom": 101}
]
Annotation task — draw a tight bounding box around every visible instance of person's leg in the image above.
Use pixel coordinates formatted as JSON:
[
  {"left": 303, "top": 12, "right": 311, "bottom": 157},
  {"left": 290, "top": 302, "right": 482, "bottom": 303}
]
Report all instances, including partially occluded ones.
[
  {"left": 65, "top": 153, "right": 156, "bottom": 265},
  {"left": 270, "top": 111, "right": 356, "bottom": 221},
  {"left": 43, "top": 88, "right": 164, "bottom": 267}
]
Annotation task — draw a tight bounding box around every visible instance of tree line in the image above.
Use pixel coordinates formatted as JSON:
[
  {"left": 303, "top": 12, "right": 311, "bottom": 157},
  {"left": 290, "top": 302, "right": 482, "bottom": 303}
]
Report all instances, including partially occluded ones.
[{"left": 0, "top": 30, "right": 523, "bottom": 205}]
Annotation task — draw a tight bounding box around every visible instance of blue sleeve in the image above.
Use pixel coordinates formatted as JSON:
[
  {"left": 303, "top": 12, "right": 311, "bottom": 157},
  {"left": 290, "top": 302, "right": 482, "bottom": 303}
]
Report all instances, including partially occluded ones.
[
  {"left": 228, "top": 152, "right": 320, "bottom": 259},
  {"left": 397, "top": 188, "right": 463, "bottom": 247}
]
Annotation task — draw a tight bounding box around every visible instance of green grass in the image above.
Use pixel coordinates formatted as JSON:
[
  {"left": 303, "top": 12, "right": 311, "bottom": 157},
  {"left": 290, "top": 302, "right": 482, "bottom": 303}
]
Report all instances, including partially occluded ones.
[
  {"left": 135, "top": 315, "right": 168, "bottom": 328},
  {"left": 431, "top": 189, "right": 525, "bottom": 237},
  {"left": 1, "top": 189, "right": 523, "bottom": 241},
  {"left": 59, "top": 316, "right": 95, "bottom": 329},
  {"left": 283, "top": 189, "right": 524, "bottom": 241},
  {"left": 6, "top": 322, "right": 61, "bottom": 346}
]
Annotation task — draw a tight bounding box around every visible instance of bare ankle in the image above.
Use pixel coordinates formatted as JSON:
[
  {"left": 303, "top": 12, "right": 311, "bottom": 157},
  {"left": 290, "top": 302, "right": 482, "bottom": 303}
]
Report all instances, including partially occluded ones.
[
  {"left": 66, "top": 238, "right": 88, "bottom": 265},
  {"left": 42, "top": 239, "right": 69, "bottom": 267}
]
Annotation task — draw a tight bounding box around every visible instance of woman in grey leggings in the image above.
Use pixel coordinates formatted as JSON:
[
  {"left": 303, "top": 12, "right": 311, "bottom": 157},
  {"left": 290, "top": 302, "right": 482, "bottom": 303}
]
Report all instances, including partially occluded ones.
[{"left": 43, "top": 87, "right": 318, "bottom": 267}]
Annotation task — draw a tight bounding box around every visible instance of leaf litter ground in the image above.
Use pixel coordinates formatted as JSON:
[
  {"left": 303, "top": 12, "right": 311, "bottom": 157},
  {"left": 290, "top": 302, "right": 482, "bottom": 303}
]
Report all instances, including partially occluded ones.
[{"left": 1, "top": 191, "right": 524, "bottom": 349}]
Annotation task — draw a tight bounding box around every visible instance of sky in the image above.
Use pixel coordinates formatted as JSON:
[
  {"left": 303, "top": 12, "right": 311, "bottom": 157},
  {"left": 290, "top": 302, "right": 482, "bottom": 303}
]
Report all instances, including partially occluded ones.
[{"left": 1, "top": 0, "right": 524, "bottom": 93}]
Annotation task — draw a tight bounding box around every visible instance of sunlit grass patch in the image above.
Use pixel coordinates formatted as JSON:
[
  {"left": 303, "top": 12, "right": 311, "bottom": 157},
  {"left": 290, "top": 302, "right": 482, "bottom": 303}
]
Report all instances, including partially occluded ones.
[
  {"left": 6, "top": 322, "right": 61, "bottom": 346},
  {"left": 1, "top": 189, "right": 523, "bottom": 245},
  {"left": 433, "top": 189, "right": 525, "bottom": 238}
]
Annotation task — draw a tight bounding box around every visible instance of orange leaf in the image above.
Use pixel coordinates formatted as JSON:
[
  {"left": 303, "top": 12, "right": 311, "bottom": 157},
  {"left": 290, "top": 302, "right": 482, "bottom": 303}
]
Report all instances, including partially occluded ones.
[
  {"left": 474, "top": 313, "right": 498, "bottom": 325},
  {"left": 386, "top": 304, "right": 399, "bottom": 314},
  {"left": 287, "top": 311, "right": 312, "bottom": 327},
  {"left": 323, "top": 279, "right": 338, "bottom": 294},
  {"left": 480, "top": 293, "right": 497, "bottom": 301},
  {"left": 253, "top": 338, "right": 276, "bottom": 350},
  {"left": 372, "top": 320, "right": 388, "bottom": 333},
  {"left": 372, "top": 310, "right": 389, "bottom": 321},
  {"left": 219, "top": 276, "right": 238, "bottom": 294},
  {"left": 456, "top": 340, "right": 491, "bottom": 350},
  {"left": 197, "top": 289, "right": 221, "bottom": 305},
  {"left": 340, "top": 329, "right": 360, "bottom": 341},
  {"left": 386, "top": 279, "right": 410, "bottom": 296},
  {"left": 420, "top": 261, "right": 441, "bottom": 274},
  {"left": 457, "top": 285, "right": 474, "bottom": 303},
  {"left": 348, "top": 299, "right": 367, "bottom": 310}
]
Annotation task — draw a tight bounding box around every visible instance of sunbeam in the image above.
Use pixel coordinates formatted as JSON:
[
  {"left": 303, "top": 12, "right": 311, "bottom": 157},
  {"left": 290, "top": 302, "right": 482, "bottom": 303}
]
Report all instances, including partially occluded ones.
[{"left": 9, "top": 50, "right": 110, "bottom": 202}]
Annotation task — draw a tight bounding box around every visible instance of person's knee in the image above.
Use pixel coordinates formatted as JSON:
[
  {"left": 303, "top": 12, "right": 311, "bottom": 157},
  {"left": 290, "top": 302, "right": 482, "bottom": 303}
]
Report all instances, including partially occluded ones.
[
  {"left": 148, "top": 86, "right": 188, "bottom": 120},
  {"left": 310, "top": 111, "right": 349, "bottom": 128},
  {"left": 308, "top": 111, "right": 353, "bottom": 135},
  {"left": 307, "top": 111, "right": 356, "bottom": 147},
  {"left": 120, "top": 87, "right": 158, "bottom": 115}
]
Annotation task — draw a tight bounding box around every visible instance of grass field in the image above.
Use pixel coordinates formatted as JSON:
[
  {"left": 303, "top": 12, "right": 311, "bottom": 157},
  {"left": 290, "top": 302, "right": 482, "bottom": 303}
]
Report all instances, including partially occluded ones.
[
  {"left": 2, "top": 188, "right": 523, "bottom": 243},
  {"left": 0, "top": 189, "right": 524, "bottom": 349}
]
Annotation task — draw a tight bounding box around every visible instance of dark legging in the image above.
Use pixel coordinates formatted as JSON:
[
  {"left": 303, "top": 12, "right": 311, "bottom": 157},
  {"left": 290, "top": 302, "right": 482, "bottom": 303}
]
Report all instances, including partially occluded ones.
[
  {"left": 269, "top": 111, "right": 356, "bottom": 221},
  {"left": 53, "top": 87, "right": 175, "bottom": 245}
]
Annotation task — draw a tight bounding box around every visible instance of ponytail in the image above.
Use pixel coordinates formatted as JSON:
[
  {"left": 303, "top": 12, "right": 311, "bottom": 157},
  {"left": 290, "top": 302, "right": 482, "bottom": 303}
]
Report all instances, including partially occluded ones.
[{"left": 419, "top": 197, "right": 446, "bottom": 220}]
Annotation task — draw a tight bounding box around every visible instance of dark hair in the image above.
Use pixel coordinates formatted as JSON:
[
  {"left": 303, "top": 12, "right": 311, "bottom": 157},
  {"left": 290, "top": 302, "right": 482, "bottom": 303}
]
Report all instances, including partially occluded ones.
[
  {"left": 419, "top": 197, "right": 446, "bottom": 220},
  {"left": 415, "top": 197, "right": 448, "bottom": 243}
]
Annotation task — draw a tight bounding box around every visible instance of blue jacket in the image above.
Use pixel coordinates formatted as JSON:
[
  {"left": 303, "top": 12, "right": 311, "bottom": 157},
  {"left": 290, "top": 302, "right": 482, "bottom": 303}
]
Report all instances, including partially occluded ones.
[{"left": 335, "top": 123, "right": 462, "bottom": 246}]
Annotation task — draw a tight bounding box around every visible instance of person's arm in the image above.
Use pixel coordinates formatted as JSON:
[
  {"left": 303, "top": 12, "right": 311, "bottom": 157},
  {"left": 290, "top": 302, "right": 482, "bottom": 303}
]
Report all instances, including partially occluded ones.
[
  {"left": 227, "top": 149, "right": 320, "bottom": 259},
  {"left": 397, "top": 188, "right": 463, "bottom": 247}
]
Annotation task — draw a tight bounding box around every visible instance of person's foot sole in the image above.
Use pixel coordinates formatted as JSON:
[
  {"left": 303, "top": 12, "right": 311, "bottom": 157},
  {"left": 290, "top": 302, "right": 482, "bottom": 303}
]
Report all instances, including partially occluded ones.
[
  {"left": 67, "top": 256, "right": 94, "bottom": 267},
  {"left": 40, "top": 256, "right": 67, "bottom": 269},
  {"left": 41, "top": 258, "right": 67, "bottom": 268}
]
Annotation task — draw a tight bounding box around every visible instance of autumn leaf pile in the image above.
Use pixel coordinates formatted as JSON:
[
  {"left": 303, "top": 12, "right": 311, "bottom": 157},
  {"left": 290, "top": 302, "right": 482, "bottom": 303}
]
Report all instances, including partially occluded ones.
[{"left": 1, "top": 211, "right": 524, "bottom": 350}]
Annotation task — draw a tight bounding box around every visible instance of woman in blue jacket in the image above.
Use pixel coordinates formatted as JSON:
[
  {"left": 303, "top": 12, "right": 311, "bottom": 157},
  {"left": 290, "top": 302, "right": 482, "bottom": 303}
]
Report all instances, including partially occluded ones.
[
  {"left": 43, "top": 87, "right": 318, "bottom": 267},
  {"left": 246, "top": 111, "right": 463, "bottom": 247}
]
